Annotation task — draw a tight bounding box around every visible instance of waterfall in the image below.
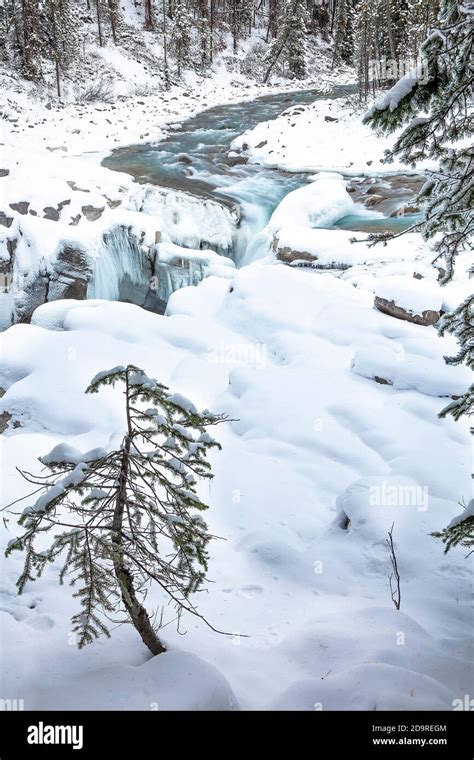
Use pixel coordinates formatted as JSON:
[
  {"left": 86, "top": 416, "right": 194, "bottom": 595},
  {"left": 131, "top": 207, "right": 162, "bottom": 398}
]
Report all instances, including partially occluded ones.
[{"left": 87, "top": 226, "right": 148, "bottom": 301}]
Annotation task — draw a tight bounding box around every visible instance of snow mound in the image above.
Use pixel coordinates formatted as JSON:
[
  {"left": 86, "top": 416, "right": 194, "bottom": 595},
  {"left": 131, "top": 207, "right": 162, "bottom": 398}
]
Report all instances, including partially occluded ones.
[
  {"left": 270, "top": 663, "right": 454, "bottom": 711},
  {"left": 31, "top": 651, "right": 238, "bottom": 711},
  {"left": 31, "top": 299, "right": 107, "bottom": 331},
  {"left": 374, "top": 276, "right": 443, "bottom": 316},
  {"left": 351, "top": 345, "right": 470, "bottom": 398}
]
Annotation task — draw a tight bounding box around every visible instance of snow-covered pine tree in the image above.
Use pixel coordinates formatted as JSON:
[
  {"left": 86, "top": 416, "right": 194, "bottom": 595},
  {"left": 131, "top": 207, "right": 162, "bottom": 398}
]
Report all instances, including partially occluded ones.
[
  {"left": 8, "top": 0, "right": 43, "bottom": 79},
  {"left": 332, "top": 0, "right": 354, "bottom": 66},
  {"left": 6, "top": 365, "right": 227, "bottom": 655},
  {"left": 196, "top": 0, "right": 211, "bottom": 72},
  {"left": 41, "top": 0, "right": 80, "bottom": 96},
  {"left": 432, "top": 500, "right": 474, "bottom": 555},
  {"left": 363, "top": 1, "right": 473, "bottom": 421},
  {"left": 263, "top": 0, "right": 310, "bottom": 82},
  {"left": 403, "top": 0, "right": 440, "bottom": 62},
  {"left": 170, "top": 0, "right": 192, "bottom": 75},
  {"left": 353, "top": 0, "right": 378, "bottom": 98}
]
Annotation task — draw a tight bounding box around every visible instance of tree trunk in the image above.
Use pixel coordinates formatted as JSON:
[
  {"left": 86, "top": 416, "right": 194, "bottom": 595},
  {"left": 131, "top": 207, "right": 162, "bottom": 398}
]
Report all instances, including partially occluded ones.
[
  {"left": 95, "top": 0, "right": 103, "bottom": 46},
  {"left": 111, "top": 373, "right": 165, "bottom": 656},
  {"left": 55, "top": 59, "right": 61, "bottom": 98},
  {"left": 144, "top": 0, "right": 154, "bottom": 30}
]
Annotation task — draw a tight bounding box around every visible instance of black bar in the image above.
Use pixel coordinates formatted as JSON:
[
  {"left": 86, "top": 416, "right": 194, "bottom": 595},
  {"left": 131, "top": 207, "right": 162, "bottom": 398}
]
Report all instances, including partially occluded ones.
[{"left": 0, "top": 710, "right": 471, "bottom": 757}]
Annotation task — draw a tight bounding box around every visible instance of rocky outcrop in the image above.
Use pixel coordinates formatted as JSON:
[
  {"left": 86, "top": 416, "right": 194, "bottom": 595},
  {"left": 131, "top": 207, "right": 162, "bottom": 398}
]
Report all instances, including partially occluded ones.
[
  {"left": 374, "top": 295, "right": 441, "bottom": 327},
  {"left": 49, "top": 243, "right": 92, "bottom": 302}
]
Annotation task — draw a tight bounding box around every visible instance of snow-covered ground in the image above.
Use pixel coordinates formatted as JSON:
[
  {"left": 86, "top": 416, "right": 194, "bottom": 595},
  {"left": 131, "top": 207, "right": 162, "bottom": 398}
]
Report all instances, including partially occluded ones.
[
  {"left": 230, "top": 97, "right": 438, "bottom": 175},
  {"left": 1, "top": 257, "right": 472, "bottom": 710},
  {"left": 0, "top": 59, "right": 472, "bottom": 711}
]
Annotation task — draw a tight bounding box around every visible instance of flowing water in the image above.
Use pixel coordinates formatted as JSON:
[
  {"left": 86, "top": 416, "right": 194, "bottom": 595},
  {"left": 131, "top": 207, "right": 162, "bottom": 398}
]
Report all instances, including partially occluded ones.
[{"left": 103, "top": 84, "right": 423, "bottom": 268}]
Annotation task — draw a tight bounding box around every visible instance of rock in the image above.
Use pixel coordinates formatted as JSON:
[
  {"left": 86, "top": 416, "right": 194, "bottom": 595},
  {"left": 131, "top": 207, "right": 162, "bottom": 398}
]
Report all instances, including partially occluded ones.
[
  {"left": 0, "top": 169, "right": 10, "bottom": 178},
  {"left": 374, "top": 296, "right": 441, "bottom": 327},
  {"left": 413, "top": 272, "right": 423, "bottom": 280},
  {"left": 81, "top": 205, "right": 104, "bottom": 221},
  {"left": 49, "top": 243, "right": 92, "bottom": 301},
  {"left": 367, "top": 185, "right": 389, "bottom": 195},
  {"left": 106, "top": 197, "right": 122, "bottom": 208},
  {"left": 255, "top": 140, "right": 268, "bottom": 148},
  {"left": 9, "top": 201, "right": 29, "bottom": 215},
  {"left": 226, "top": 156, "right": 248, "bottom": 167},
  {"left": 390, "top": 205, "right": 420, "bottom": 217},
  {"left": 0, "top": 411, "right": 13, "bottom": 434},
  {"left": 67, "top": 180, "right": 90, "bottom": 192},
  {"left": 177, "top": 154, "right": 193, "bottom": 164},
  {"left": 364, "top": 194, "right": 383, "bottom": 207},
  {"left": 69, "top": 214, "right": 82, "bottom": 226},
  {"left": 276, "top": 247, "right": 317, "bottom": 264},
  {"left": 43, "top": 206, "right": 60, "bottom": 221},
  {"left": 0, "top": 212, "right": 14, "bottom": 228},
  {"left": 374, "top": 376, "right": 392, "bottom": 386}
]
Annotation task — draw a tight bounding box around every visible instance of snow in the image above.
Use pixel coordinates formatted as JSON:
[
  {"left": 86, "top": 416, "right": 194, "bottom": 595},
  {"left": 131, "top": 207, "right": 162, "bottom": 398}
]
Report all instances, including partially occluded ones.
[
  {"left": 365, "top": 67, "right": 421, "bottom": 117},
  {"left": 448, "top": 499, "right": 474, "bottom": 530},
  {"left": 374, "top": 275, "right": 443, "bottom": 315},
  {"left": 29, "top": 651, "right": 238, "bottom": 711},
  {"left": 0, "top": 55, "right": 472, "bottom": 712},
  {"left": 40, "top": 443, "right": 108, "bottom": 465},
  {"left": 230, "top": 97, "right": 438, "bottom": 175},
  {"left": 0, "top": 258, "right": 471, "bottom": 709}
]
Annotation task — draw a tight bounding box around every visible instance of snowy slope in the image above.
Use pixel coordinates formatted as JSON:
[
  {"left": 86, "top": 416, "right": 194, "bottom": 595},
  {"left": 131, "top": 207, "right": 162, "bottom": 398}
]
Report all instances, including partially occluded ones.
[{"left": 0, "top": 257, "right": 472, "bottom": 710}]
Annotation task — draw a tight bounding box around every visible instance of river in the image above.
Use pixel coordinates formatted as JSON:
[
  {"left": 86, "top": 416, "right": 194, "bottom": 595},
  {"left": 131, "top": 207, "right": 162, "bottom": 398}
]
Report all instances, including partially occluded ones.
[{"left": 102, "top": 84, "right": 423, "bottom": 269}]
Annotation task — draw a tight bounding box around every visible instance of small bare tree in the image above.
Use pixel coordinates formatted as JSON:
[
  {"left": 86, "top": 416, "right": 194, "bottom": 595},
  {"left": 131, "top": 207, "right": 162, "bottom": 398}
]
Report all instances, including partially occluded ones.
[
  {"left": 386, "top": 522, "right": 401, "bottom": 610},
  {"left": 6, "top": 365, "right": 227, "bottom": 655}
]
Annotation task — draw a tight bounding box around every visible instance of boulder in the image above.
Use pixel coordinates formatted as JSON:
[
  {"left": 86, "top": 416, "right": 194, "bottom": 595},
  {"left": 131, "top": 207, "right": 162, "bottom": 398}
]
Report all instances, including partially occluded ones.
[
  {"left": 374, "top": 295, "right": 440, "bottom": 326},
  {"left": 81, "top": 205, "right": 105, "bottom": 221},
  {"left": 9, "top": 201, "right": 29, "bottom": 215},
  {"left": 0, "top": 212, "right": 14, "bottom": 228}
]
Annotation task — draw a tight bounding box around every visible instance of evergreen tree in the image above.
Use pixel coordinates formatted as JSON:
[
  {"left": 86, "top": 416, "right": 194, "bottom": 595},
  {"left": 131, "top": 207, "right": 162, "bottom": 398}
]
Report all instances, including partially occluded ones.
[
  {"left": 41, "top": 0, "right": 80, "bottom": 96},
  {"left": 263, "top": 0, "right": 310, "bottom": 82},
  {"left": 170, "top": 0, "right": 192, "bottom": 75},
  {"left": 196, "top": 0, "right": 211, "bottom": 71},
  {"left": 403, "top": 0, "right": 440, "bottom": 61},
  {"left": 6, "top": 365, "right": 227, "bottom": 654},
  {"left": 363, "top": 2, "right": 473, "bottom": 549},
  {"left": 12, "top": 0, "right": 43, "bottom": 79},
  {"left": 432, "top": 500, "right": 474, "bottom": 555},
  {"left": 363, "top": 1, "right": 473, "bottom": 416},
  {"left": 353, "top": 0, "right": 378, "bottom": 98},
  {"left": 332, "top": 0, "right": 354, "bottom": 65}
]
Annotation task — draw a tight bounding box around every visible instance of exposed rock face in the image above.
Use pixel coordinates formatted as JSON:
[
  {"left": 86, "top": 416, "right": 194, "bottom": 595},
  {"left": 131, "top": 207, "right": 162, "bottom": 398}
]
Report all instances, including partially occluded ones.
[
  {"left": 49, "top": 243, "right": 92, "bottom": 302},
  {"left": 374, "top": 295, "right": 441, "bottom": 327}
]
